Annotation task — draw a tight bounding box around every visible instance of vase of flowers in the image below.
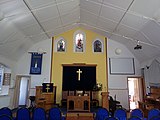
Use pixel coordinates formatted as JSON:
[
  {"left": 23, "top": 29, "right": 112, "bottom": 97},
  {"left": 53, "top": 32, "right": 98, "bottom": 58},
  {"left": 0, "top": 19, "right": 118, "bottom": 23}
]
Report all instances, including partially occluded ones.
[{"left": 93, "top": 83, "right": 102, "bottom": 91}]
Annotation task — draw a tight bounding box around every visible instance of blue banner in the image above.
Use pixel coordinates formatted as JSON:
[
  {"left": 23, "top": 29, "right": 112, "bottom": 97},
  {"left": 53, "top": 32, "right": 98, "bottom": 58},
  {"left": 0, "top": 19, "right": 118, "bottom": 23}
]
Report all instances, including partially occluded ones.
[{"left": 30, "top": 53, "right": 43, "bottom": 74}]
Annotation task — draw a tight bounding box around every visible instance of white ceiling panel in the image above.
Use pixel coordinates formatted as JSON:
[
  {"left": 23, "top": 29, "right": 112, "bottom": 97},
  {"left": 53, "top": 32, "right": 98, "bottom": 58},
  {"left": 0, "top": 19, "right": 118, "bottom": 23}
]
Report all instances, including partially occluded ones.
[
  {"left": 63, "top": 23, "right": 79, "bottom": 33},
  {"left": 0, "top": 39, "right": 33, "bottom": 61},
  {"left": 103, "top": 0, "right": 133, "bottom": 10},
  {"left": 110, "top": 34, "right": 130, "bottom": 45},
  {"left": 12, "top": 13, "right": 37, "bottom": 29},
  {"left": 133, "top": 31, "right": 153, "bottom": 45},
  {"left": 80, "top": 24, "right": 101, "bottom": 36},
  {"left": 58, "top": 0, "right": 79, "bottom": 16},
  {"left": 80, "top": 0, "right": 102, "bottom": 15},
  {"left": 29, "top": 34, "right": 49, "bottom": 42},
  {"left": 61, "top": 8, "right": 80, "bottom": 26},
  {"left": 21, "top": 24, "right": 44, "bottom": 36},
  {"left": 0, "top": 0, "right": 29, "bottom": 15},
  {"left": 24, "top": 0, "right": 56, "bottom": 9},
  {"left": 41, "top": 17, "right": 62, "bottom": 31},
  {"left": 142, "top": 20, "right": 160, "bottom": 45},
  {"left": 80, "top": 23, "right": 93, "bottom": 30},
  {"left": 33, "top": 4, "right": 59, "bottom": 21},
  {"left": 97, "top": 17, "right": 118, "bottom": 32},
  {"left": 55, "top": 0, "right": 67, "bottom": 4},
  {"left": 91, "top": 0, "right": 103, "bottom": 4},
  {"left": 5, "top": 31, "right": 26, "bottom": 44},
  {"left": 126, "top": 39, "right": 160, "bottom": 62},
  {"left": 138, "top": 45, "right": 160, "bottom": 59},
  {"left": 130, "top": 0, "right": 160, "bottom": 18},
  {"left": 90, "top": 27, "right": 111, "bottom": 38},
  {"left": 121, "top": 12, "right": 149, "bottom": 30},
  {"left": 1, "top": 0, "right": 160, "bottom": 62},
  {"left": 115, "top": 24, "right": 138, "bottom": 38},
  {"left": 80, "top": 9, "right": 98, "bottom": 27},
  {"left": 0, "top": 22, "right": 17, "bottom": 43},
  {"left": 0, "top": 37, "right": 25, "bottom": 54},
  {"left": 128, "top": 47, "right": 146, "bottom": 62},
  {"left": 47, "top": 27, "right": 63, "bottom": 37},
  {"left": 100, "top": 4, "right": 125, "bottom": 22}
]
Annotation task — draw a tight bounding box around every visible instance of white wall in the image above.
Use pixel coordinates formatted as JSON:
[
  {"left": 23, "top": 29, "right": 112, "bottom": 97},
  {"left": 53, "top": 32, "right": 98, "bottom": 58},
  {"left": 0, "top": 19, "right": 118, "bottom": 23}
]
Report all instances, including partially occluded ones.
[
  {"left": 0, "top": 37, "right": 142, "bottom": 109},
  {"left": 14, "top": 38, "right": 141, "bottom": 110},
  {"left": 140, "top": 56, "right": 160, "bottom": 93},
  {"left": 15, "top": 39, "right": 52, "bottom": 96},
  {"left": 0, "top": 96, "right": 10, "bottom": 108},
  {"left": 0, "top": 39, "right": 52, "bottom": 108},
  {"left": 107, "top": 39, "right": 141, "bottom": 110},
  {"left": 0, "top": 55, "right": 16, "bottom": 108}
]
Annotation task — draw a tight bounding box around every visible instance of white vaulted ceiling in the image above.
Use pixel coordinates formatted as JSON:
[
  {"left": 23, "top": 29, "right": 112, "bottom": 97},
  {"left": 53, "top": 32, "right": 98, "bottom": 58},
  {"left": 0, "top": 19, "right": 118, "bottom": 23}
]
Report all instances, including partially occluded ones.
[{"left": 0, "top": 0, "right": 160, "bottom": 63}]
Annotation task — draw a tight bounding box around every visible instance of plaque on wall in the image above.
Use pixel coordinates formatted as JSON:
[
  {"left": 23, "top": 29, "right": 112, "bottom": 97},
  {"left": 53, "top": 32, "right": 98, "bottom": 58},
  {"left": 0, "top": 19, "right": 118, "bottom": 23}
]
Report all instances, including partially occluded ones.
[{"left": 3, "top": 73, "right": 11, "bottom": 85}]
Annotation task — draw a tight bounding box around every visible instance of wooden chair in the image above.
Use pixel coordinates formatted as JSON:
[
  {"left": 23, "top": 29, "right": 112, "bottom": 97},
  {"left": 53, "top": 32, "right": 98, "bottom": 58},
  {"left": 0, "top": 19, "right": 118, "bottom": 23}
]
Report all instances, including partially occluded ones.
[
  {"left": 32, "top": 108, "right": 47, "bottom": 120},
  {"left": 91, "top": 91, "right": 99, "bottom": 107},
  {"left": 95, "top": 108, "right": 109, "bottom": 120},
  {"left": 0, "top": 115, "right": 13, "bottom": 120},
  {"left": 69, "top": 91, "right": 75, "bottom": 96},
  {"left": 49, "top": 107, "right": 62, "bottom": 120},
  {"left": 61, "top": 91, "right": 68, "bottom": 107},
  {"left": 16, "top": 107, "right": 31, "bottom": 120},
  {"left": 84, "top": 91, "right": 90, "bottom": 96},
  {"left": 148, "top": 109, "right": 160, "bottom": 120},
  {"left": 130, "top": 108, "right": 144, "bottom": 120},
  {"left": 0, "top": 107, "right": 12, "bottom": 118},
  {"left": 76, "top": 90, "right": 83, "bottom": 96},
  {"left": 114, "top": 108, "right": 127, "bottom": 120}
]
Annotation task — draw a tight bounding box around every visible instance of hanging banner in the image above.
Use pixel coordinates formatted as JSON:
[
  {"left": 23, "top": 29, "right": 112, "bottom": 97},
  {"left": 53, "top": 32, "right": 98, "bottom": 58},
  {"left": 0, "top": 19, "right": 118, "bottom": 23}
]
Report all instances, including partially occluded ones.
[{"left": 30, "top": 53, "right": 43, "bottom": 74}]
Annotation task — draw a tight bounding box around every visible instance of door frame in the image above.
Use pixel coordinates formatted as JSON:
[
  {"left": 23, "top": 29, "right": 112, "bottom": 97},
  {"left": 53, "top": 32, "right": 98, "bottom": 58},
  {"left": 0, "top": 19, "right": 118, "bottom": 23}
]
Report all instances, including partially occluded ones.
[
  {"left": 13, "top": 75, "right": 31, "bottom": 108},
  {"left": 127, "top": 76, "right": 145, "bottom": 110}
]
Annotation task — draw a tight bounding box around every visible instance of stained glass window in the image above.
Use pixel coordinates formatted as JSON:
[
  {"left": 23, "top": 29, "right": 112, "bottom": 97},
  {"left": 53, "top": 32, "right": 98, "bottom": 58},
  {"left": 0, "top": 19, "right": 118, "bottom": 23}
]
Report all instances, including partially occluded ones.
[
  {"left": 94, "top": 40, "right": 102, "bottom": 52},
  {"left": 75, "top": 33, "right": 84, "bottom": 52},
  {"left": 57, "top": 39, "right": 65, "bottom": 52}
]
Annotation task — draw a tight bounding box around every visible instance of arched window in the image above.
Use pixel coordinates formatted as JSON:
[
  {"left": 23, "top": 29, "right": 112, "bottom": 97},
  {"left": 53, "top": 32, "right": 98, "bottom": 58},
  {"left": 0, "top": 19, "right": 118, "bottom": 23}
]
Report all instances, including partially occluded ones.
[
  {"left": 57, "top": 39, "right": 65, "bottom": 52},
  {"left": 74, "top": 30, "right": 86, "bottom": 52},
  {"left": 54, "top": 37, "right": 66, "bottom": 52},
  {"left": 93, "top": 39, "right": 103, "bottom": 53}
]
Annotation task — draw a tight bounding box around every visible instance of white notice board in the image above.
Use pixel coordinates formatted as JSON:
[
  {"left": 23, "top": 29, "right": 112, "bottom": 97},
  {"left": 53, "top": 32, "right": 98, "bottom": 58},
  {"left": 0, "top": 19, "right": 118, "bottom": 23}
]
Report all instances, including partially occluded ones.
[
  {"left": 0, "top": 86, "right": 9, "bottom": 96},
  {"left": 109, "top": 58, "right": 135, "bottom": 75}
]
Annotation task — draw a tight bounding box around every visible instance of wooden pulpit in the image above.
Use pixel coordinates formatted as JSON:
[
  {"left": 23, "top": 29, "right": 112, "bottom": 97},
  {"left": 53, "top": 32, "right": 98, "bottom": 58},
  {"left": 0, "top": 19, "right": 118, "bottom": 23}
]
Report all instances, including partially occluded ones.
[{"left": 35, "top": 85, "right": 56, "bottom": 111}]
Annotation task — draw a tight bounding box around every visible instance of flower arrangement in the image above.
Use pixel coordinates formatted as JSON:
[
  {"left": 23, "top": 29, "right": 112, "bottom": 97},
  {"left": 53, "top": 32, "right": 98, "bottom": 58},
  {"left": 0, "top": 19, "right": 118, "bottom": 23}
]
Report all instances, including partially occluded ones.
[{"left": 93, "top": 83, "right": 102, "bottom": 91}]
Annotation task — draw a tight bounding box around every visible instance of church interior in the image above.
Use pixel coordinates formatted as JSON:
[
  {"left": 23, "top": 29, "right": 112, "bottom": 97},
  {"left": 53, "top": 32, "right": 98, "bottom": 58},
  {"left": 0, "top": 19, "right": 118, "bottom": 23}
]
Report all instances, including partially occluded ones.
[{"left": 0, "top": 0, "right": 160, "bottom": 120}]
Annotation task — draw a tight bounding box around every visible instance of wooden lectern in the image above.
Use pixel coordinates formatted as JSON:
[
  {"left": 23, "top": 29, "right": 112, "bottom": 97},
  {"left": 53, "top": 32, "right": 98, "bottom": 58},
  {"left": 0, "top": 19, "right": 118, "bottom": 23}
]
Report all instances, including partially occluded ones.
[
  {"left": 35, "top": 85, "right": 56, "bottom": 111},
  {"left": 101, "top": 92, "right": 109, "bottom": 110},
  {"left": 67, "top": 95, "right": 90, "bottom": 112}
]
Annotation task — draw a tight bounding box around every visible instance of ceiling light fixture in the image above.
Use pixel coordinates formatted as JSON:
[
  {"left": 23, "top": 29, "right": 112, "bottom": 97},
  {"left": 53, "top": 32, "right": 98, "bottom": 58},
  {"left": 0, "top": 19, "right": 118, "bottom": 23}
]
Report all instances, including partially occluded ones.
[
  {"left": 115, "top": 48, "right": 122, "bottom": 55},
  {"left": 134, "top": 40, "right": 142, "bottom": 50}
]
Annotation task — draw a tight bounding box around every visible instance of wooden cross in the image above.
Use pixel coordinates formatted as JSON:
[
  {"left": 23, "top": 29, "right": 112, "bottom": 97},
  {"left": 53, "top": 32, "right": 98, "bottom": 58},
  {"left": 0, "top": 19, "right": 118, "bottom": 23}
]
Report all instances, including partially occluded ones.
[
  {"left": 76, "top": 69, "right": 82, "bottom": 81},
  {"left": 46, "top": 84, "right": 50, "bottom": 92}
]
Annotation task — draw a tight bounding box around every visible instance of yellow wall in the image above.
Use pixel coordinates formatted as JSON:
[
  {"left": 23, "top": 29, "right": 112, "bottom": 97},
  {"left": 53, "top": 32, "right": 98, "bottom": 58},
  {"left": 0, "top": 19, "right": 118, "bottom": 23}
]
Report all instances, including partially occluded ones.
[{"left": 51, "top": 28, "right": 108, "bottom": 105}]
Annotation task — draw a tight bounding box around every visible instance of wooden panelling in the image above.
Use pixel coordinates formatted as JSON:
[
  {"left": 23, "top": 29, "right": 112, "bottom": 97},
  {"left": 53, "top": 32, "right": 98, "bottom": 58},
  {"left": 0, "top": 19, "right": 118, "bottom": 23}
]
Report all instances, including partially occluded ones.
[{"left": 35, "top": 86, "right": 56, "bottom": 111}]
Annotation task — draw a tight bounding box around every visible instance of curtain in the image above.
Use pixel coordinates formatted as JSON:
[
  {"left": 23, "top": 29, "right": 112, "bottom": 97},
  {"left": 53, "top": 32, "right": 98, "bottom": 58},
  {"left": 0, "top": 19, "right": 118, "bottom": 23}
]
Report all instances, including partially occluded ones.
[
  {"left": 12, "top": 76, "right": 21, "bottom": 108},
  {"left": 144, "top": 60, "right": 160, "bottom": 93},
  {"left": 62, "top": 66, "right": 96, "bottom": 91},
  {"left": 134, "top": 78, "right": 143, "bottom": 103},
  {"left": 138, "top": 78, "right": 143, "bottom": 102}
]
